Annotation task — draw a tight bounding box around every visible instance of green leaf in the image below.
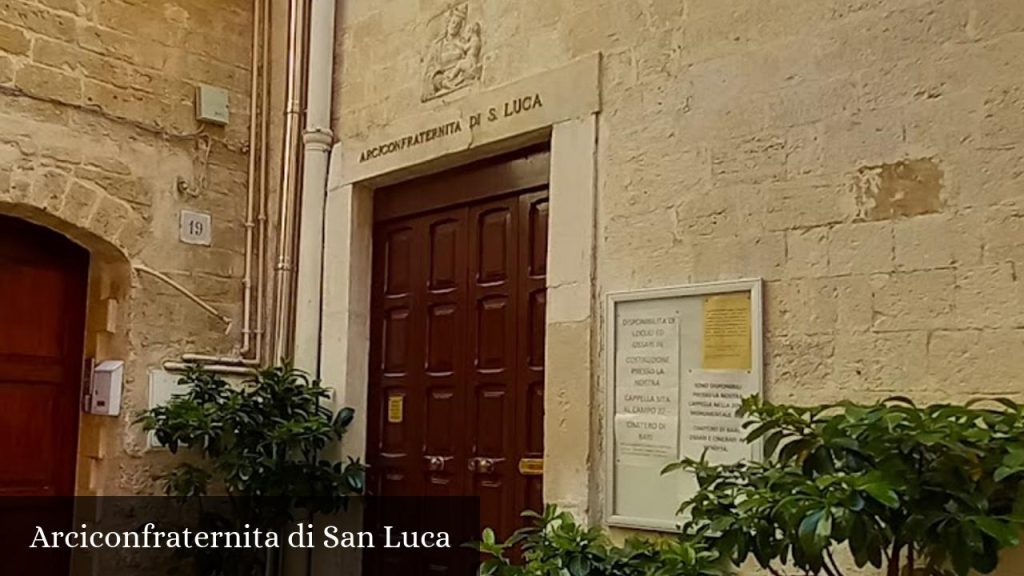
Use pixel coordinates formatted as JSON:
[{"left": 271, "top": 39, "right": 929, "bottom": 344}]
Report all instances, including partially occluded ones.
[
  {"left": 951, "top": 528, "right": 973, "bottom": 576},
  {"left": 975, "top": 537, "right": 1000, "bottom": 573},
  {"left": 745, "top": 421, "right": 776, "bottom": 443},
  {"left": 334, "top": 407, "right": 355, "bottom": 429},
  {"left": 568, "top": 555, "right": 589, "bottom": 576},
  {"left": 816, "top": 509, "right": 833, "bottom": 542},
  {"left": 778, "top": 437, "right": 816, "bottom": 463},
  {"left": 861, "top": 483, "right": 900, "bottom": 509},
  {"left": 1013, "top": 484, "right": 1024, "bottom": 520},
  {"left": 973, "top": 517, "right": 1020, "bottom": 548},
  {"left": 799, "top": 509, "right": 825, "bottom": 554},
  {"left": 884, "top": 395, "right": 917, "bottom": 407},
  {"left": 763, "top": 430, "right": 785, "bottom": 459},
  {"left": 995, "top": 466, "right": 1024, "bottom": 482},
  {"left": 661, "top": 461, "right": 685, "bottom": 475}
]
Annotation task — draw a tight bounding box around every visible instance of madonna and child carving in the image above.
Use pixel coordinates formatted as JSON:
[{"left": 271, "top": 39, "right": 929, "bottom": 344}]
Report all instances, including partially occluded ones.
[{"left": 422, "top": 3, "right": 482, "bottom": 101}]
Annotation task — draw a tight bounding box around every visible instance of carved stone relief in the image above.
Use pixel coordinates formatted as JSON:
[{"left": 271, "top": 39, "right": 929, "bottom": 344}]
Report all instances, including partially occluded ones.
[{"left": 422, "top": 3, "right": 482, "bottom": 102}]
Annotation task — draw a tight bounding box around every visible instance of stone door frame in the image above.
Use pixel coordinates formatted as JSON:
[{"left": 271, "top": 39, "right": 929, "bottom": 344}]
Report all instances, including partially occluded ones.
[{"left": 319, "top": 55, "right": 601, "bottom": 521}]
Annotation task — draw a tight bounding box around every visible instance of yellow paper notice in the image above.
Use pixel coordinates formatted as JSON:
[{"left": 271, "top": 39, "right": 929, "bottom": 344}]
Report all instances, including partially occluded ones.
[
  {"left": 387, "top": 395, "right": 404, "bottom": 424},
  {"left": 702, "top": 293, "right": 752, "bottom": 371}
]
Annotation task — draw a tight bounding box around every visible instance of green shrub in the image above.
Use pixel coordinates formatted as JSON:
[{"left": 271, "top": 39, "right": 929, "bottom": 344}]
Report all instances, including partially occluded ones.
[
  {"left": 483, "top": 397, "right": 1024, "bottom": 576},
  {"left": 138, "top": 365, "right": 364, "bottom": 508},
  {"left": 671, "top": 396, "right": 1024, "bottom": 576},
  {"left": 136, "top": 364, "right": 364, "bottom": 575},
  {"left": 477, "top": 505, "right": 727, "bottom": 576}
]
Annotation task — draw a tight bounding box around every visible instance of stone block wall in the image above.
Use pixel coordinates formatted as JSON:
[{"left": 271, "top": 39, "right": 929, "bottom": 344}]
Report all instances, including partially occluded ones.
[
  {"left": 331, "top": 0, "right": 1024, "bottom": 535},
  {"left": 0, "top": 0, "right": 254, "bottom": 495}
]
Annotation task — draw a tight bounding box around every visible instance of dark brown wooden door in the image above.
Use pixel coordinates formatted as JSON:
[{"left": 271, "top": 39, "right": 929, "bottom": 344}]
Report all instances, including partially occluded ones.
[
  {"left": 0, "top": 215, "right": 88, "bottom": 576},
  {"left": 367, "top": 148, "right": 549, "bottom": 540}
]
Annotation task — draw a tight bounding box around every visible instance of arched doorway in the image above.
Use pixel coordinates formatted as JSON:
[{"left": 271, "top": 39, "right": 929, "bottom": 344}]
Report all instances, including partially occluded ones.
[{"left": 0, "top": 214, "right": 89, "bottom": 574}]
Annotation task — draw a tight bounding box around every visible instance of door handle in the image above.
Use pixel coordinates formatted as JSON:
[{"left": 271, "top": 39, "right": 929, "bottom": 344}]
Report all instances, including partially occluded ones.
[
  {"left": 424, "top": 455, "right": 452, "bottom": 472},
  {"left": 468, "top": 457, "right": 505, "bottom": 474},
  {"left": 518, "top": 458, "right": 543, "bottom": 476}
]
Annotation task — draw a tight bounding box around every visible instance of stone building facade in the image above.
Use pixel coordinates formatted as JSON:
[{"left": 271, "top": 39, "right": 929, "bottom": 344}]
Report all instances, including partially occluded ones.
[
  {"left": 323, "top": 0, "right": 1024, "bottom": 543},
  {"left": 0, "top": 0, "right": 257, "bottom": 496},
  {"left": 3, "top": 0, "right": 1024, "bottom": 573}
]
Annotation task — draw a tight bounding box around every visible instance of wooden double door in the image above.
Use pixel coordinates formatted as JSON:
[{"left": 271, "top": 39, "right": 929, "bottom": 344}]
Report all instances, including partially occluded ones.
[{"left": 367, "top": 148, "right": 550, "bottom": 538}]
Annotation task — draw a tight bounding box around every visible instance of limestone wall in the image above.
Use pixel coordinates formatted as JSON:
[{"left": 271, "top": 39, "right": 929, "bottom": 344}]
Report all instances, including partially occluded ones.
[
  {"left": 0, "top": 0, "right": 254, "bottom": 495},
  {"left": 330, "top": 0, "right": 1024, "bottom": 530}
]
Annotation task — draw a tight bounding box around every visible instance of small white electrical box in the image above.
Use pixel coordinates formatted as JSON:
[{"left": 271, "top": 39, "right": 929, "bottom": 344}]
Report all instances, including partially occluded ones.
[
  {"left": 195, "top": 84, "right": 230, "bottom": 125},
  {"left": 90, "top": 360, "right": 124, "bottom": 416},
  {"left": 180, "top": 210, "right": 212, "bottom": 246},
  {"left": 148, "top": 369, "right": 189, "bottom": 448}
]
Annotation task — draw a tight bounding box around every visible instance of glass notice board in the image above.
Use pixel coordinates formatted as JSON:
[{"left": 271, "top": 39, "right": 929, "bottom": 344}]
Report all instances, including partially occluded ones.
[{"left": 605, "top": 279, "right": 764, "bottom": 531}]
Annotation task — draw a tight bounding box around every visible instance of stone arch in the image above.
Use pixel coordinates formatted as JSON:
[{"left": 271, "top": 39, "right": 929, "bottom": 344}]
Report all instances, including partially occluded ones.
[
  {"left": 0, "top": 199, "right": 135, "bottom": 496},
  {"left": 0, "top": 173, "right": 146, "bottom": 262},
  {"left": 0, "top": 200, "right": 130, "bottom": 263}
]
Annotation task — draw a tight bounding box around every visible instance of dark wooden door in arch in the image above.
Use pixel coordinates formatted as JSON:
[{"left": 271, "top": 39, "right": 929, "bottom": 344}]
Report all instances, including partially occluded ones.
[
  {"left": 365, "top": 146, "right": 550, "bottom": 556},
  {"left": 0, "top": 215, "right": 89, "bottom": 576}
]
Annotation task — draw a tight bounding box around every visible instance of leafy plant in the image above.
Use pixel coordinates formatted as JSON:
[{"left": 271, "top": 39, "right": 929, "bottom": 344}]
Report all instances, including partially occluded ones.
[
  {"left": 477, "top": 505, "right": 727, "bottom": 576},
  {"left": 136, "top": 364, "right": 365, "bottom": 575},
  {"left": 483, "top": 397, "right": 1024, "bottom": 576},
  {"left": 668, "top": 396, "right": 1024, "bottom": 576}
]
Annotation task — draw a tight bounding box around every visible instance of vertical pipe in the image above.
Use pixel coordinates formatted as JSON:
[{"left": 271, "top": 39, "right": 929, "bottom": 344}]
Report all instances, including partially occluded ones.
[
  {"left": 272, "top": 0, "right": 310, "bottom": 363},
  {"left": 293, "top": 0, "right": 337, "bottom": 375},
  {"left": 255, "top": 0, "right": 272, "bottom": 363},
  {"left": 240, "top": 0, "right": 263, "bottom": 358}
]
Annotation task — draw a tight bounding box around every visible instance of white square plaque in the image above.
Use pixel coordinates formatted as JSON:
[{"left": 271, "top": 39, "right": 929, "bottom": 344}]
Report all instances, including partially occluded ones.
[{"left": 180, "top": 210, "right": 212, "bottom": 246}]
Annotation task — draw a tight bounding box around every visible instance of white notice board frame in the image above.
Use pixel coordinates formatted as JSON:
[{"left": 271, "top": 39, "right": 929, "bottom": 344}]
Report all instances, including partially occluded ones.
[{"left": 605, "top": 278, "right": 764, "bottom": 532}]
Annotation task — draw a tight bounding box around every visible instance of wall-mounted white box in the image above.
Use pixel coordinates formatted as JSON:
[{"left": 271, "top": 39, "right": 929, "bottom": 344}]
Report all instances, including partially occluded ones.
[
  {"left": 90, "top": 360, "right": 124, "bottom": 416},
  {"left": 195, "top": 84, "right": 230, "bottom": 125},
  {"left": 148, "top": 369, "right": 189, "bottom": 448}
]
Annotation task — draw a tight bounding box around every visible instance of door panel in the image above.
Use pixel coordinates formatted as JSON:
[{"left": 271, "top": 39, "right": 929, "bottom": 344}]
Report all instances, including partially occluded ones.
[
  {"left": 0, "top": 386, "right": 58, "bottom": 485},
  {"left": 421, "top": 208, "right": 468, "bottom": 496},
  {"left": 516, "top": 191, "right": 549, "bottom": 516},
  {"left": 466, "top": 197, "right": 519, "bottom": 537},
  {"left": 369, "top": 207, "right": 470, "bottom": 498},
  {"left": 367, "top": 149, "right": 550, "bottom": 548},
  {"left": 371, "top": 219, "right": 423, "bottom": 497}
]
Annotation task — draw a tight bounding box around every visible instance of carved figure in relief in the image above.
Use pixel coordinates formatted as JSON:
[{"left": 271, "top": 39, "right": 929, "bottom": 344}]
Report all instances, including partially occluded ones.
[{"left": 422, "top": 3, "right": 482, "bottom": 101}]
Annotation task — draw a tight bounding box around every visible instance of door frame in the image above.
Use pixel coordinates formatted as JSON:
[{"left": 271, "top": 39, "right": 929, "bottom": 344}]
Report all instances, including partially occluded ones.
[
  {"left": 365, "top": 153, "right": 550, "bottom": 526},
  {"left": 321, "top": 114, "right": 599, "bottom": 522}
]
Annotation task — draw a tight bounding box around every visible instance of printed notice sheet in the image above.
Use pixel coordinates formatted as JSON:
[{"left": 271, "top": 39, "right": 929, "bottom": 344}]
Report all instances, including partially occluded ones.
[
  {"left": 701, "top": 293, "right": 752, "bottom": 370},
  {"left": 682, "top": 369, "right": 760, "bottom": 463},
  {"left": 613, "top": 310, "right": 681, "bottom": 466}
]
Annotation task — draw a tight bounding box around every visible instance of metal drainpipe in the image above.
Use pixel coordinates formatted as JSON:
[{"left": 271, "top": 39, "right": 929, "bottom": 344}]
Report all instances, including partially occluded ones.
[
  {"left": 286, "top": 2, "right": 336, "bottom": 572},
  {"left": 271, "top": 0, "right": 310, "bottom": 365},
  {"left": 293, "top": 0, "right": 337, "bottom": 378},
  {"left": 255, "top": 0, "right": 271, "bottom": 365},
  {"left": 239, "top": 0, "right": 262, "bottom": 360}
]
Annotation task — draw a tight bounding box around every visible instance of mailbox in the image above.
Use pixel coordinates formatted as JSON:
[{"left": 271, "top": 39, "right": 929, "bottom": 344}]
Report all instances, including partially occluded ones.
[{"left": 90, "top": 360, "right": 124, "bottom": 416}]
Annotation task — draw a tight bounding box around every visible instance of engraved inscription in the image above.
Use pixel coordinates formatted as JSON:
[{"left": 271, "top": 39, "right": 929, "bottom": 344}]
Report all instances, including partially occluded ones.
[{"left": 358, "top": 93, "right": 545, "bottom": 163}]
